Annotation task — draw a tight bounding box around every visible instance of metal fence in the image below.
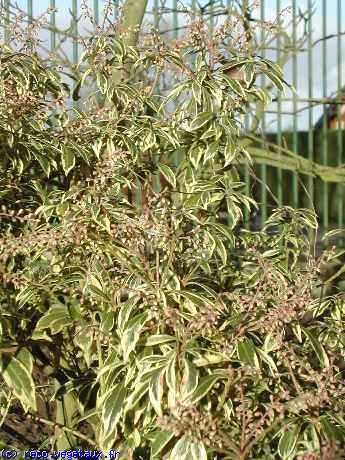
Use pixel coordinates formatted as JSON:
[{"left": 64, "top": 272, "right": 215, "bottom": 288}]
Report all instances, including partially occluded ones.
[{"left": 1, "top": 0, "right": 345, "bottom": 232}]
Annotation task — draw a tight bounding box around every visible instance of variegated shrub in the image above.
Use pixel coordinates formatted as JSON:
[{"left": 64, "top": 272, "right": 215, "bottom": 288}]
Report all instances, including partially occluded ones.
[{"left": 0, "top": 23, "right": 345, "bottom": 460}]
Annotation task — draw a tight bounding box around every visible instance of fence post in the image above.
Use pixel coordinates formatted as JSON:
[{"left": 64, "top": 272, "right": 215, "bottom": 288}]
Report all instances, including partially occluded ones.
[
  {"left": 307, "top": 0, "right": 314, "bottom": 214},
  {"left": 260, "top": 0, "right": 267, "bottom": 225},
  {"left": 276, "top": 0, "right": 283, "bottom": 207},
  {"left": 322, "top": 0, "right": 329, "bottom": 231},
  {"left": 337, "top": 0, "right": 343, "bottom": 231},
  {"left": 50, "top": 0, "right": 56, "bottom": 50},
  {"left": 292, "top": 0, "right": 299, "bottom": 210}
]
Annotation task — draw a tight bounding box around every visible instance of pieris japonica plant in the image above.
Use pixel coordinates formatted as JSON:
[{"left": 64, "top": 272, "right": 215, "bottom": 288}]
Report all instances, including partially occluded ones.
[{"left": 0, "top": 15, "right": 345, "bottom": 460}]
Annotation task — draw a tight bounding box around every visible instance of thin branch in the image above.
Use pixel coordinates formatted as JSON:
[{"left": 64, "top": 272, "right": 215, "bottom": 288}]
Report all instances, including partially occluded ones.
[
  {"left": 27, "top": 413, "right": 97, "bottom": 447},
  {"left": 300, "top": 31, "right": 345, "bottom": 51}
]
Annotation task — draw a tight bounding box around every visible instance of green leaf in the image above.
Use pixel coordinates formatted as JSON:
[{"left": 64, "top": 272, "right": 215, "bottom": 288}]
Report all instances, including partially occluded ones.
[
  {"left": 121, "top": 312, "right": 149, "bottom": 361},
  {"left": 0, "top": 354, "right": 36, "bottom": 412},
  {"left": 16, "top": 286, "right": 37, "bottom": 309},
  {"left": 74, "top": 330, "right": 95, "bottom": 368},
  {"left": 189, "top": 145, "right": 204, "bottom": 169},
  {"left": 165, "top": 354, "right": 177, "bottom": 396},
  {"left": 263, "top": 333, "right": 280, "bottom": 353},
  {"left": 278, "top": 423, "right": 301, "bottom": 459},
  {"left": 237, "top": 338, "right": 260, "bottom": 368},
  {"left": 117, "top": 298, "right": 137, "bottom": 331},
  {"left": 36, "top": 155, "right": 51, "bottom": 177},
  {"left": 85, "top": 273, "right": 105, "bottom": 296},
  {"left": 149, "top": 429, "right": 175, "bottom": 458},
  {"left": 101, "top": 311, "right": 115, "bottom": 333},
  {"left": 320, "top": 417, "right": 344, "bottom": 441},
  {"left": 189, "top": 112, "right": 213, "bottom": 131},
  {"left": 166, "top": 81, "right": 189, "bottom": 102},
  {"left": 302, "top": 328, "right": 330, "bottom": 368},
  {"left": 124, "top": 379, "right": 150, "bottom": 413},
  {"left": 213, "top": 234, "right": 227, "bottom": 266},
  {"left": 291, "top": 323, "right": 303, "bottom": 343},
  {"left": 265, "top": 70, "right": 284, "bottom": 91},
  {"left": 206, "top": 222, "right": 235, "bottom": 244},
  {"left": 178, "top": 290, "right": 211, "bottom": 307},
  {"left": 145, "top": 335, "right": 176, "bottom": 346},
  {"left": 168, "top": 436, "right": 206, "bottom": 460},
  {"left": 158, "top": 163, "right": 176, "bottom": 188},
  {"left": 192, "top": 81, "right": 202, "bottom": 105},
  {"left": 207, "top": 82, "right": 223, "bottom": 108},
  {"left": 203, "top": 141, "right": 219, "bottom": 163},
  {"left": 72, "top": 80, "right": 81, "bottom": 101},
  {"left": 99, "top": 215, "right": 111, "bottom": 234},
  {"left": 193, "top": 350, "right": 229, "bottom": 367},
  {"left": 35, "top": 304, "right": 73, "bottom": 334},
  {"left": 99, "top": 383, "right": 126, "bottom": 452},
  {"left": 257, "top": 349, "right": 278, "bottom": 375},
  {"left": 16, "top": 348, "right": 34, "bottom": 375},
  {"left": 190, "top": 440, "right": 207, "bottom": 460},
  {"left": 61, "top": 147, "right": 76, "bottom": 176},
  {"left": 92, "top": 139, "right": 103, "bottom": 159},
  {"left": 185, "top": 373, "right": 220, "bottom": 404},
  {"left": 223, "top": 75, "right": 246, "bottom": 97},
  {"left": 224, "top": 137, "right": 237, "bottom": 166},
  {"left": 149, "top": 368, "right": 165, "bottom": 416},
  {"left": 169, "top": 436, "right": 191, "bottom": 460},
  {"left": 181, "top": 359, "right": 199, "bottom": 399}
]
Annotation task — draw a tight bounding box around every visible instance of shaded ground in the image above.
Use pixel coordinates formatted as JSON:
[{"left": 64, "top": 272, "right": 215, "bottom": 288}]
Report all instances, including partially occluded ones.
[{"left": 0, "top": 405, "right": 53, "bottom": 450}]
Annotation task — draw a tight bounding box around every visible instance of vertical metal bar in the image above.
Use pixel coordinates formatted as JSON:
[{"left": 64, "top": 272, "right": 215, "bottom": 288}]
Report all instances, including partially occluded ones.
[
  {"left": 112, "top": 0, "right": 119, "bottom": 20},
  {"left": 292, "top": 0, "right": 298, "bottom": 209},
  {"left": 307, "top": 0, "right": 314, "bottom": 213},
  {"left": 154, "top": 0, "right": 159, "bottom": 29},
  {"left": 153, "top": 0, "right": 160, "bottom": 193},
  {"left": 210, "top": 0, "right": 214, "bottom": 31},
  {"left": 3, "top": 0, "right": 10, "bottom": 43},
  {"left": 71, "top": 0, "right": 79, "bottom": 114},
  {"left": 276, "top": 0, "right": 283, "bottom": 206},
  {"left": 72, "top": 0, "right": 78, "bottom": 66},
  {"left": 173, "top": 0, "right": 179, "bottom": 169},
  {"left": 173, "top": 0, "right": 178, "bottom": 51},
  {"left": 337, "top": 0, "right": 343, "bottom": 230},
  {"left": 322, "top": 0, "right": 328, "bottom": 231},
  {"left": 192, "top": 0, "right": 197, "bottom": 14},
  {"left": 26, "top": 0, "right": 33, "bottom": 51},
  {"left": 135, "top": 0, "right": 146, "bottom": 206},
  {"left": 27, "top": 0, "right": 33, "bottom": 24},
  {"left": 94, "top": 0, "right": 99, "bottom": 26},
  {"left": 244, "top": 114, "right": 250, "bottom": 228},
  {"left": 225, "top": 0, "right": 244, "bottom": 227},
  {"left": 239, "top": 0, "right": 250, "bottom": 227},
  {"left": 260, "top": 0, "right": 267, "bottom": 225},
  {"left": 50, "top": 0, "right": 56, "bottom": 50}
]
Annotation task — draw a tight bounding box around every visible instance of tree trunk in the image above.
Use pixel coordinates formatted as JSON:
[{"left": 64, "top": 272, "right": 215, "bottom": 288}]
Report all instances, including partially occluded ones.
[
  {"left": 119, "top": 0, "right": 148, "bottom": 47},
  {"left": 112, "top": 0, "right": 149, "bottom": 85}
]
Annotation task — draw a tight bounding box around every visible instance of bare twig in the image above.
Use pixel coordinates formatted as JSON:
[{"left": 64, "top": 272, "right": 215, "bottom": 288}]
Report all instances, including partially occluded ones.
[{"left": 27, "top": 413, "right": 97, "bottom": 447}]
